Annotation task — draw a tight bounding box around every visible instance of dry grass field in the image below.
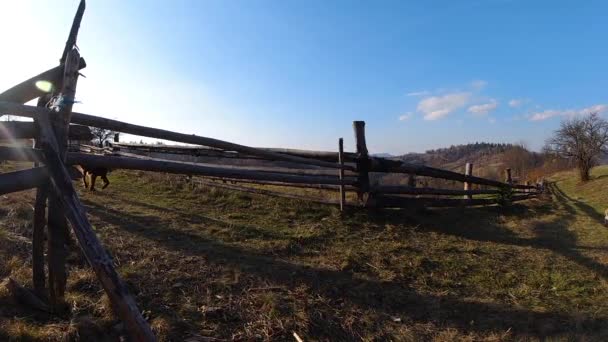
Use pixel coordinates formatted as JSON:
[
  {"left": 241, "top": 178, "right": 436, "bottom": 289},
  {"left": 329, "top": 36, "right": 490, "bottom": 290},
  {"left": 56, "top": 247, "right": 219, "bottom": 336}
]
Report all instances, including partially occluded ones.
[{"left": 2, "top": 165, "right": 608, "bottom": 341}]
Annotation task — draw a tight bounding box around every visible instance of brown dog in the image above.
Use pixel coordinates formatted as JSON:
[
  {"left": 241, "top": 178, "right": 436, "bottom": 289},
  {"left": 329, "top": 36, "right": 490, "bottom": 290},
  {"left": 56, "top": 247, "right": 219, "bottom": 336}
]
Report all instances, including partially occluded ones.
[{"left": 75, "top": 165, "right": 110, "bottom": 191}]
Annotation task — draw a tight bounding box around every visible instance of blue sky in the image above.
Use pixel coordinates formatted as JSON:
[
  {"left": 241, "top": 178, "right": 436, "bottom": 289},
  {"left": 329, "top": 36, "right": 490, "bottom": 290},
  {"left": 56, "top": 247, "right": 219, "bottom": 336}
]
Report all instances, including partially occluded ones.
[{"left": 1, "top": 1, "right": 607, "bottom": 154}]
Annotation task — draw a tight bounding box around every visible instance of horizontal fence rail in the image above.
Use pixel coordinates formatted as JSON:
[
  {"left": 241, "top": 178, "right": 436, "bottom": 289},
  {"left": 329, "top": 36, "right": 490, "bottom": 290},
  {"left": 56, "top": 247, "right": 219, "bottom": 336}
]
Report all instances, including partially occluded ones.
[
  {"left": 0, "top": 167, "right": 48, "bottom": 195},
  {"left": 67, "top": 153, "right": 356, "bottom": 186},
  {"left": 0, "top": 121, "right": 92, "bottom": 141},
  {"left": 369, "top": 157, "right": 537, "bottom": 190},
  {"left": 0, "top": 101, "right": 355, "bottom": 171}
]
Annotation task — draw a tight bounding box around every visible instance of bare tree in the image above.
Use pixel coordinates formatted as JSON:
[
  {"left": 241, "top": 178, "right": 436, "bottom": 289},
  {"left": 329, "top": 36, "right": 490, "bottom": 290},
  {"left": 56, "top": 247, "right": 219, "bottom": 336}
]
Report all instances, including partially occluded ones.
[
  {"left": 90, "top": 127, "right": 116, "bottom": 147},
  {"left": 545, "top": 113, "right": 608, "bottom": 181}
]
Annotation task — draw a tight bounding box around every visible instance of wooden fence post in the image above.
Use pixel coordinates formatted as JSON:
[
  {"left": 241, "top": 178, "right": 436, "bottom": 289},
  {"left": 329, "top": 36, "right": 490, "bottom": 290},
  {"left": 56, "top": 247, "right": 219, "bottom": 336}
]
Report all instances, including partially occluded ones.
[
  {"left": 47, "top": 48, "right": 81, "bottom": 307},
  {"left": 338, "top": 138, "right": 345, "bottom": 211},
  {"left": 353, "top": 121, "right": 370, "bottom": 207},
  {"left": 505, "top": 168, "right": 512, "bottom": 185},
  {"left": 407, "top": 174, "right": 416, "bottom": 188},
  {"left": 464, "top": 162, "right": 473, "bottom": 200},
  {"left": 32, "top": 95, "right": 51, "bottom": 297}
]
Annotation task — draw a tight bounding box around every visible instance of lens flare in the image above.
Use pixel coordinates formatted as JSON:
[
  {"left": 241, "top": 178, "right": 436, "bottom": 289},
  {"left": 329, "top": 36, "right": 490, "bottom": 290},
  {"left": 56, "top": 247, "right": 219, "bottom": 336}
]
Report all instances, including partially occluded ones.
[{"left": 35, "top": 80, "right": 54, "bottom": 93}]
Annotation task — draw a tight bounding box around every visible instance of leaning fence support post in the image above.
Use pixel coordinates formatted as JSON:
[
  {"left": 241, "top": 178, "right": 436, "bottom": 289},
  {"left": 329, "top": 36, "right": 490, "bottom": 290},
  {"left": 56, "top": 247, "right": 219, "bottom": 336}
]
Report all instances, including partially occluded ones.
[
  {"left": 353, "top": 121, "right": 371, "bottom": 207},
  {"left": 37, "top": 105, "right": 157, "bottom": 342},
  {"left": 505, "top": 168, "right": 513, "bottom": 185},
  {"left": 338, "top": 138, "right": 346, "bottom": 211},
  {"left": 463, "top": 162, "right": 473, "bottom": 200}
]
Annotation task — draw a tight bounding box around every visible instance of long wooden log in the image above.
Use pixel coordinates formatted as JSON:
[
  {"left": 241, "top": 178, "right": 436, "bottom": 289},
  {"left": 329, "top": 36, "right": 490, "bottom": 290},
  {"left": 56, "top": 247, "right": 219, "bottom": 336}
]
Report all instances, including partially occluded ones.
[
  {"left": 0, "top": 167, "right": 48, "bottom": 195},
  {"left": 36, "top": 104, "right": 155, "bottom": 341},
  {"left": 0, "top": 59, "right": 86, "bottom": 105},
  {"left": 0, "top": 147, "right": 357, "bottom": 182},
  {"left": 67, "top": 153, "right": 353, "bottom": 186},
  {"left": 0, "top": 102, "right": 353, "bottom": 171},
  {"left": 113, "top": 143, "right": 359, "bottom": 162},
  {"left": 111, "top": 149, "right": 358, "bottom": 176},
  {"left": 0, "top": 122, "right": 92, "bottom": 141}
]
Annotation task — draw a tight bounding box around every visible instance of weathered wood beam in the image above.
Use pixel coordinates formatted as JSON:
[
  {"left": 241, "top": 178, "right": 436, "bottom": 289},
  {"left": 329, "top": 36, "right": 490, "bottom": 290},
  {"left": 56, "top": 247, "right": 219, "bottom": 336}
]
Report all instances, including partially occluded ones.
[
  {"left": 0, "top": 121, "right": 92, "bottom": 141},
  {"left": 0, "top": 167, "right": 48, "bottom": 195},
  {"left": 0, "top": 102, "right": 353, "bottom": 171},
  {"left": 0, "top": 59, "right": 86, "bottom": 105},
  {"left": 68, "top": 153, "right": 353, "bottom": 186},
  {"left": 36, "top": 106, "right": 155, "bottom": 341}
]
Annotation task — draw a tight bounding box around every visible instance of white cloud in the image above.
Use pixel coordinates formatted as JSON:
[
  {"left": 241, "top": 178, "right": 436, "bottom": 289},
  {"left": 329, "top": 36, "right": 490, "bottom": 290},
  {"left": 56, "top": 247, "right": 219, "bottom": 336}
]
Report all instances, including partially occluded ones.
[
  {"left": 488, "top": 117, "right": 496, "bottom": 124},
  {"left": 529, "top": 104, "right": 608, "bottom": 121},
  {"left": 406, "top": 90, "right": 430, "bottom": 97},
  {"left": 467, "top": 99, "right": 498, "bottom": 116},
  {"left": 508, "top": 99, "right": 524, "bottom": 108},
  {"left": 417, "top": 92, "right": 471, "bottom": 120},
  {"left": 399, "top": 112, "right": 413, "bottom": 121},
  {"left": 471, "top": 80, "right": 487, "bottom": 90}
]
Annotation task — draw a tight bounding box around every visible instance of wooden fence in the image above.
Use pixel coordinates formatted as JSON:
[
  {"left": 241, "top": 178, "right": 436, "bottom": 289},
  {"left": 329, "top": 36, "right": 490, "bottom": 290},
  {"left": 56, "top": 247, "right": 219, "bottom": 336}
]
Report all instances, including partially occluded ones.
[{"left": 0, "top": 1, "right": 543, "bottom": 341}]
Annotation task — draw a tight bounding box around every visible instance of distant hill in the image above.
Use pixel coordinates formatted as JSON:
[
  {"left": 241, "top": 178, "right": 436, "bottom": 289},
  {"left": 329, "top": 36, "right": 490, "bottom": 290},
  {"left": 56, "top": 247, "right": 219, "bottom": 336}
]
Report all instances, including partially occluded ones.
[
  {"left": 371, "top": 153, "right": 395, "bottom": 158},
  {"left": 376, "top": 142, "right": 554, "bottom": 186},
  {"left": 392, "top": 143, "right": 519, "bottom": 172}
]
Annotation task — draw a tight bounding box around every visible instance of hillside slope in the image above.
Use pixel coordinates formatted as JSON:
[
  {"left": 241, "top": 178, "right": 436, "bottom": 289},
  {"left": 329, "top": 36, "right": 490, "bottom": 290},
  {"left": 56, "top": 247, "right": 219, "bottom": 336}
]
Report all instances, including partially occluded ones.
[{"left": 1, "top": 168, "right": 608, "bottom": 340}]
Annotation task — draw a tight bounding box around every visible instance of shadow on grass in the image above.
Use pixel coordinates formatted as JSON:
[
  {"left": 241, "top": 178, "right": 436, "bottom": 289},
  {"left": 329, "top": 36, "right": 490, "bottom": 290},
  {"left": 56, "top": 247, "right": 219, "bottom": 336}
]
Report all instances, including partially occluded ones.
[
  {"left": 82, "top": 196, "right": 608, "bottom": 339},
  {"left": 88, "top": 197, "right": 291, "bottom": 242},
  {"left": 408, "top": 183, "right": 608, "bottom": 280},
  {"left": 550, "top": 184, "right": 604, "bottom": 225}
]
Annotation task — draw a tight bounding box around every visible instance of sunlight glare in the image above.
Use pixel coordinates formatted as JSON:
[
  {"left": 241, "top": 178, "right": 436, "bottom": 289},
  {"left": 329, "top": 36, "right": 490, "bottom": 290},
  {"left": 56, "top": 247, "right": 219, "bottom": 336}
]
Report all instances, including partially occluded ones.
[{"left": 35, "top": 80, "right": 54, "bottom": 93}]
